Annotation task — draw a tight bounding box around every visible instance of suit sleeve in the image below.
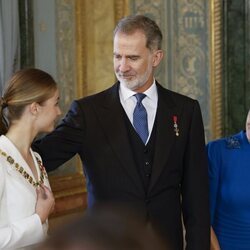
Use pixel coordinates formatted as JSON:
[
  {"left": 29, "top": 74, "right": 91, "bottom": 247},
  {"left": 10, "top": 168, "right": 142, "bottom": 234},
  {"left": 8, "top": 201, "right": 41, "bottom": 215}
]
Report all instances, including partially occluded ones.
[
  {"left": 33, "top": 100, "right": 85, "bottom": 172},
  {"left": 181, "top": 100, "right": 210, "bottom": 250},
  {"left": 0, "top": 165, "right": 44, "bottom": 249}
]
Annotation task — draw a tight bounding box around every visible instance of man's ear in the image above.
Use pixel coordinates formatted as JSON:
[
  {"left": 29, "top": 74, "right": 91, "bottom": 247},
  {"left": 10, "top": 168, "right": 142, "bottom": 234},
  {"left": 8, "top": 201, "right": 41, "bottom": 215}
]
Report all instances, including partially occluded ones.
[
  {"left": 29, "top": 102, "right": 40, "bottom": 115},
  {"left": 152, "top": 50, "right": 164, "bottom": 67}
]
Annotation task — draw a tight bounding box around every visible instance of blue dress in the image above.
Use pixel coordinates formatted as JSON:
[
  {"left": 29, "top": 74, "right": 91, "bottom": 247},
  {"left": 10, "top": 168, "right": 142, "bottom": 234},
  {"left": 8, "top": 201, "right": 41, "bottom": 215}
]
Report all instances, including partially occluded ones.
[{"left": 207, "top": 131, "right": 250, "bottom": 250}]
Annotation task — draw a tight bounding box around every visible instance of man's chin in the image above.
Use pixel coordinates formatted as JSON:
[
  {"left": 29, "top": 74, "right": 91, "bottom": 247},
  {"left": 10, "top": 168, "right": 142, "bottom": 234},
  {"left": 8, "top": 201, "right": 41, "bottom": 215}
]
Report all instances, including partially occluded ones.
[{"left": 119, "top": 80, "right": 139, "bottom": 91}]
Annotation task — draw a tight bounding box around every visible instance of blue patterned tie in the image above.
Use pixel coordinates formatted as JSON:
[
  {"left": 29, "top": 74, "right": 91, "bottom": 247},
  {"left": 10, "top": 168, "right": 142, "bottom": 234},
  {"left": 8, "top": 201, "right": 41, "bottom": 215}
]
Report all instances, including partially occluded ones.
[{"left": 133, "top": 93, "right": 149, "bottom": 144}]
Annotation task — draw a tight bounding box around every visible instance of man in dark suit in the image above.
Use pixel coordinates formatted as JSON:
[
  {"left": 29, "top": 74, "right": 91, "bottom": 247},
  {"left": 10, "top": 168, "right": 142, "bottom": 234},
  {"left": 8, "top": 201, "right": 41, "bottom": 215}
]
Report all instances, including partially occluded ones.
[{"left": 34, "top": 15, "right": 210, "bottom": 249}]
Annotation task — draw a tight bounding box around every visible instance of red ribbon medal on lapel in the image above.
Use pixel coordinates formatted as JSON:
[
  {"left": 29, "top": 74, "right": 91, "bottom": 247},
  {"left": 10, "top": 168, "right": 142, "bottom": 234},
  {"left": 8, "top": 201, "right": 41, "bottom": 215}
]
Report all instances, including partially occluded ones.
[{"left": 173, "top": 115, "right": 179, "bottom": 136}]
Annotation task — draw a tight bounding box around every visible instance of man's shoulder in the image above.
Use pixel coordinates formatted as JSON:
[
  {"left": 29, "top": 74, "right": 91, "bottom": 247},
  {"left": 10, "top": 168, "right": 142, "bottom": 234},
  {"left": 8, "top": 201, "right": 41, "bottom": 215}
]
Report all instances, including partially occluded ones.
[
  {"left": 156, "top": 82, "right": 198, "bottom": 106},
  {"left": 65, "top": 83, "right": 118, "bottom": 113},
  {"left": 75, "top": 83, "right": 118, "bottom": 105}
]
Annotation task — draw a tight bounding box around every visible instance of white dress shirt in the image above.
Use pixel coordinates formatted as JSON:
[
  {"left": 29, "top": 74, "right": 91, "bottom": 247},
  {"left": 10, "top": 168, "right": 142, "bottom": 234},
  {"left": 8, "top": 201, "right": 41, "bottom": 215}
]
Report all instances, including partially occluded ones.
[
  {"left": 0, "top": 135, "right": 50, "bottom": 250},
  {"left": 119, "top": 80, "right": 158, "bottom": 144}
]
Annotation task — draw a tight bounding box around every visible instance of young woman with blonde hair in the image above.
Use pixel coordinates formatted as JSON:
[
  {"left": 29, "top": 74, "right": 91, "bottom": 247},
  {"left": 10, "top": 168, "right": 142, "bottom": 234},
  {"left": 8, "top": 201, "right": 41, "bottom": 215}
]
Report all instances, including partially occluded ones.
[{"left": 0, "top": 68, "right": 61, "bottom": 249}]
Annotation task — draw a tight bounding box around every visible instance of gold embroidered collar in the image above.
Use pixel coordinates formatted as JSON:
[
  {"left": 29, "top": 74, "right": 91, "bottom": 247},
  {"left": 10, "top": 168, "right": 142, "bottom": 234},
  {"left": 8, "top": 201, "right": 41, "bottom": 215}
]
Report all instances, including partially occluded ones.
[{"left": 0, "top": 149, "right": 48, "bottom": 188}]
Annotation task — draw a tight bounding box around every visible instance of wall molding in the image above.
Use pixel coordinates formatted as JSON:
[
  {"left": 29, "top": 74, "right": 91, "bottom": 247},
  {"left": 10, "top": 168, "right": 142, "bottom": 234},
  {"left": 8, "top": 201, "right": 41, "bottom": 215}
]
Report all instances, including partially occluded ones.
[{"left": 210, "top": 0, "right": 223, "bottom": 139}]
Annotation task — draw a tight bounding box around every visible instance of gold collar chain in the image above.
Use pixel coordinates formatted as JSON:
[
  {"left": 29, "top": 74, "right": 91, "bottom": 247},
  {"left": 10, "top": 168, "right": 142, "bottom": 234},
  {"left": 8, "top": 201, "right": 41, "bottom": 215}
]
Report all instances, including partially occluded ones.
[{"left": 0, "top": 149, "right": 48, "bottom": 188}]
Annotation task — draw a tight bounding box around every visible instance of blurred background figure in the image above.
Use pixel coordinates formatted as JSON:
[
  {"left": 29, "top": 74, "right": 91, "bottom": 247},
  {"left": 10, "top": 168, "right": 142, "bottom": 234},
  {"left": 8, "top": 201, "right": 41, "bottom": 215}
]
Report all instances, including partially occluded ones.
[
  {"left": 207, "top": 109, "right": 250, "bottom": 250},
  {"left": 37, "top": 204, "right": 169, "bottom": 250}
]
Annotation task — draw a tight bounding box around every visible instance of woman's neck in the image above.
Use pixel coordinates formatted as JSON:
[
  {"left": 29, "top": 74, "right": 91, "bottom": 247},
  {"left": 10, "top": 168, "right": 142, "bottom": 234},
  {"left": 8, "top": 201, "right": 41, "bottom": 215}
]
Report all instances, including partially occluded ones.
[{"left": 5, "top": 121, "right": 36, "bottom": 158}]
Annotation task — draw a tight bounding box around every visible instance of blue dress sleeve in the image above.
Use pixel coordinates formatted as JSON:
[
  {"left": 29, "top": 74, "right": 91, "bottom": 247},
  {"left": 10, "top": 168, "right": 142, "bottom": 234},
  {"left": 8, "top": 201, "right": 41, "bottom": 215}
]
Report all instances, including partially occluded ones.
[{"left": 206, "top": 140, "right": 221, "bottom": 225}]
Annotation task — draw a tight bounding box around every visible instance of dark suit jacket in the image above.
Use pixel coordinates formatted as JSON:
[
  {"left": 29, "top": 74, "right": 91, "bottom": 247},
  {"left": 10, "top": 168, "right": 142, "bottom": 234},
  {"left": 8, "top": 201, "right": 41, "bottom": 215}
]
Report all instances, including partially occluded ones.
[{"left": 34, "top": 82, "right": 210, "bottom": 250}]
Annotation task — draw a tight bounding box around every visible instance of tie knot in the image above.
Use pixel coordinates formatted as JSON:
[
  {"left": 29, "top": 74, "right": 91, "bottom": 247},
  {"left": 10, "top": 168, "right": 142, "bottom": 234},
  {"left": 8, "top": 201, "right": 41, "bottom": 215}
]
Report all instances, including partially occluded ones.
[{"left": 134, "top": 93, "right": 146, "bottom": 104}]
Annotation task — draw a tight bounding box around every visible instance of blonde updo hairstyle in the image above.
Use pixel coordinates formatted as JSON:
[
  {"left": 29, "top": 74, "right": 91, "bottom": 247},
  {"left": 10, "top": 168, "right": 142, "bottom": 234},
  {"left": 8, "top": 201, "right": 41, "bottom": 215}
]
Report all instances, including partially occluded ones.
[{"left": 0, "top": 68, "right": 57, "bottom": 135}]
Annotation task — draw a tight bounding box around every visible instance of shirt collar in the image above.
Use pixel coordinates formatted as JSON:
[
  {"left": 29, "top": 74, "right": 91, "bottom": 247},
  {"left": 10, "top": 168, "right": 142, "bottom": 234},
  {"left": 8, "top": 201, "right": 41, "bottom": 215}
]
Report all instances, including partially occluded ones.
[{"left": 119, "top": 79, "right": 158, "bottom": 102}]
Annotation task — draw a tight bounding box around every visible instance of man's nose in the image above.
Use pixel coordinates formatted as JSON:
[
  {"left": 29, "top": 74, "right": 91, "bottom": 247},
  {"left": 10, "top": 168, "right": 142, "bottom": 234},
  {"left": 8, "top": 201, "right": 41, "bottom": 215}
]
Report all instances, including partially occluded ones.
[{"left": 119, "top": 58, "right": 130, "bottom": 72}]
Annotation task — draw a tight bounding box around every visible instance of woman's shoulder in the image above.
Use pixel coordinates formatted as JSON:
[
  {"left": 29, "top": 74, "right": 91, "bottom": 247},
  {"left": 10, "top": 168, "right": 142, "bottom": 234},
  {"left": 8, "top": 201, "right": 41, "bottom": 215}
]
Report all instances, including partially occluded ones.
[
  {"left": 207, "top": 131, "right": 242, "bottom": 150},
  {"left": 207, "top": 137, "right": 227, "bottom": 154}
]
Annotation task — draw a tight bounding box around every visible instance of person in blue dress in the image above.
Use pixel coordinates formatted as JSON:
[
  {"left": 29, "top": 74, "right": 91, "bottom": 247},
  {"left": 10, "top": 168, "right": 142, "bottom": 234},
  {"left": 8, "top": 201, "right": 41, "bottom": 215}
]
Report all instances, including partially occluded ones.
[{"left": 207, "top": 110, "right": 250, "bottom": 250}]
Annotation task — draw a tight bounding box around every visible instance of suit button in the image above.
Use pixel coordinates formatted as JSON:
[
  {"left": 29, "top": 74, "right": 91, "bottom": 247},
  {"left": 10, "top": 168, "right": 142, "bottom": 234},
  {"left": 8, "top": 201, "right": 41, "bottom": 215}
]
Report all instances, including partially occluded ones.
[
  {"left": 145, "top": 161, "right": 150, "bottom": 166},
  {"left": 145, "top": 199, "right": 150, "bottom": 204},
  {"left": 146, "top": 173, "right": 150, "bottom": 177}
]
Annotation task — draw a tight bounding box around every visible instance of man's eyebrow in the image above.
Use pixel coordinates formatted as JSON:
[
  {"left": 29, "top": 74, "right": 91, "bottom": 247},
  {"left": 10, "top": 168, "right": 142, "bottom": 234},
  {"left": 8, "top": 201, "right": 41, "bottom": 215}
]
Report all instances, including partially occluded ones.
[
  {"left": 128, "top": 55, "right": 140, "bottom": 57},
  {"left": 113, "top": 53, "right": 140, "bottom": 59}
]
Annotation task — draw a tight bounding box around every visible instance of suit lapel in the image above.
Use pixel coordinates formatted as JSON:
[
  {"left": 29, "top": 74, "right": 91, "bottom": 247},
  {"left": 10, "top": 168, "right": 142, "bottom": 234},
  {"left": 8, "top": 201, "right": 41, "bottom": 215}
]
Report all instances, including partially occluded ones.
[
  {"left": 93, "top": 83, "right": 145, "bottom": 195},
  {"left": 149, "top": 84, "right": 179, "bottom": 192}
]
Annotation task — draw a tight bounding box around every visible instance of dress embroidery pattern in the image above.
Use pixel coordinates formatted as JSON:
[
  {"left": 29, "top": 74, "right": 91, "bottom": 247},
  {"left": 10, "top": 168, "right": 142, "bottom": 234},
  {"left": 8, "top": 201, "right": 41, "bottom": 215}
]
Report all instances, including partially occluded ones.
[
  {"left": 226, "top": 136, "right": 241, "bottom": 149},
  {"left": 0, "top": 149, "right": 48, "bottom": 187}
]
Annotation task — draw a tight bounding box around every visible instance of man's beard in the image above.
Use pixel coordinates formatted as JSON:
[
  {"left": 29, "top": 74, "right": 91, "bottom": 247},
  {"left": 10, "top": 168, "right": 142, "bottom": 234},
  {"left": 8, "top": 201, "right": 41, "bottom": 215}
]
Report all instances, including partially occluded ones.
[{"left": 116, "top": 67, "right": 152, "bottom": 91}]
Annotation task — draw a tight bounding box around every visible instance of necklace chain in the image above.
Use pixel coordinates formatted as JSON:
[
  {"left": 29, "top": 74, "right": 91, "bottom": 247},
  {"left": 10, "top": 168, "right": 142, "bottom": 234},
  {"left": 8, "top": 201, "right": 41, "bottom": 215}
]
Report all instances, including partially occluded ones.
[{"left": 0, "top": 149, "right": 48, "bottom": 188}]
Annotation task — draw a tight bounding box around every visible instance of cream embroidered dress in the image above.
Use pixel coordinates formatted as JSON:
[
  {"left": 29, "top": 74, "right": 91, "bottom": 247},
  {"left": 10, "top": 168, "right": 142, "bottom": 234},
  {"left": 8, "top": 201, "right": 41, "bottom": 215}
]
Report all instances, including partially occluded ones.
[{"left": 0, "top": 135, "right": 50, "bottom": 249}]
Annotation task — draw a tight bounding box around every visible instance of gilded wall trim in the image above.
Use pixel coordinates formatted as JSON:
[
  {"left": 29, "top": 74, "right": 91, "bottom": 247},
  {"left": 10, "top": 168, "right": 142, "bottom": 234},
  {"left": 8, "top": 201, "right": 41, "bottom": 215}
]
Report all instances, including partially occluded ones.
[
  {"left": 75, "top": 0, "right": 87, "bottom": 98},
  {"left": 210, "top": 0, "right": 223, "bottom": 139},
  {"left": 114, "top": 0, "right": 130, "bottom": 22},
  {"left": 75, "top": 0, "right": 129, "bottom": 97}
]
